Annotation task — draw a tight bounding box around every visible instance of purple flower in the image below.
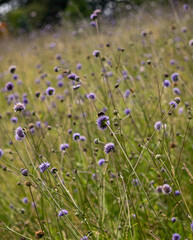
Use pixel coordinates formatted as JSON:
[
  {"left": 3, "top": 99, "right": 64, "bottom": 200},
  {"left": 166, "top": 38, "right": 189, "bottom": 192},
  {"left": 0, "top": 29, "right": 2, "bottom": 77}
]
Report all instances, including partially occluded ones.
[
  {"left": 76, "top": 63, "right": 82, "bottom": 70},
  {"left": 124, "top": 89, "right": 130, "bottom": 98},
  {"left": 90, "top": 21, "right": 96, "bottom": 27},
  {"left": 122, "top": 70, "right": 128, "bottom": 79},
  {"left": 22, "top": 197, "right": 28, "bottom": 204},
  {"left": 183, "top": 4, "right": 188, "bottom": 10},
  {"left": 39, "top": 162, "right": 50, "bottom": 173},
  {"left": 98, "top": 159, "right": 105, "bottom": 166},
  {"left": 58, "top": 209, "right": 68, "bottom": 217},
  {"left": 169, "top": 101, "right": 177, "bottom": 109},
  {"left": 21, "top": 169, "right": 28, "bottom": 176},
  {"left": 0, "top": 149, "right": 3, "bottom": 158},
  {"left": 60, "top": 143, "right": 69, "bottom": 151},
  {"left": 13, "top": 74, "right": 18, "bottom": 80},
  {"left": 14, "top": 102, "right": 25, "bottom": 112},
  {"left": 46, "top": 87, "right": 55, "bottom": 96},
  {"left": 81, "top": 237, "right": 88, "bottom": 240},
  {"left": 178, "top": 107, "right": 183, "bottom": 115},
  {"left": 104, "top": 143, "right": 115, "bottom": 154},
  {"left": 11, "top": 117, "right": 18, "bottom": 123},
  {"left": 171, "top": 217, "right": 176, "bottom": 223},
  {"left": 154, "top": 121, "right": 162, "bottom": 131},
  {"left": 132, "top": 179, "right": 139, "bottom": 186},
  {"left": 9, "top": 65, "right": 16, "bottom": 74},
  {"left": 73, "top": 133, "right": 80, "bottom": 141},
  {"left": 174, "top": 190, "right": 180, "bottom": 196},
  {"left": 87, "top": 93, "right": 96, "bottom": 100},
  {"left": 173, "top": 87, "right": 180, "bottom": 95},
  {"left": 97, "top": 115, "right": 110, "bottom": 130},
  {"left": 93, "top": 50, "right": 100, "bottom": 57},
  {"left": 124, "top": 108, "right": 131, "bottom": 115},
  {"left": 5, "top": 82, "right": 14, "bottom": 91},
  {"left": 80, "top": 136, "right": 86, "bottom": 141},
  {"left": 15, "top": 127, "right": 26, "bottom": 141},
  {"left": 36, "top": 121, "right": 41, "bottom": 128},
  {"left": 191, "top": 222, "right": 193, "bottom": 231},
  {"left": 23, "top": 97, "right": 29, "bottom": 105},
  {"left": 162, "top": 184, "right": 172, "bottom": 194},
  {"left": 163, "top": 80, "right": 170, "bottom": 87},
  {"left": 90, "top": 13, "right": 97, "bottom": 20},
  {"left": 171, "top": 73, "right": 179, "bottom": 82},
  {"left": 172, "top": 233, "right": 181, "bottom": 240},
  {"left": 68, "top": 73, "right": 79, "bottom": 81},
  {"left": 156, "top": 186, "right": 163, "bottom": 193},
  {"left": 189, "top": 39, "right": 193, "bottom": 47}
]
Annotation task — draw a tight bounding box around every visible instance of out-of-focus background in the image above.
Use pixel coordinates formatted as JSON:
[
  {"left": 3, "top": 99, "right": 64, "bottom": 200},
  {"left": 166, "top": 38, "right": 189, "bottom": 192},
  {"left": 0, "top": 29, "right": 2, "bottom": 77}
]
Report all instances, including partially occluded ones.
[{"left": 0, "top": 0, "right": 188, "bottom": 35}]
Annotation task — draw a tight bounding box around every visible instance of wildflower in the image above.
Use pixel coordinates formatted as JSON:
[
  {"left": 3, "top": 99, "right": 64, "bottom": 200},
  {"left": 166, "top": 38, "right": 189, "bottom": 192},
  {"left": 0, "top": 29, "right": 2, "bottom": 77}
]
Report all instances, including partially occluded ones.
[
  {"left": 124, "top": 108, "right": 131, "bottom": 115},
  {"left": 81, "top": 237, "right": 88, "bottom": 240},
  {"left": 191, "top": 222, "right": 193, "bottom": 231},
  {"left": 9, "top": 65, "right": 16, "bottom": 74},
  {"left": 87, "top": 93, "right": 96, "bottom": 100},
  {"left": 163, "top": 80, "right": 170, "bottom": 87},
  {"left": 92, "top": 173, "right": 97, "bottom": 180},
  {"left": 21, "top": 169, "right": 28, "bottom": 176},
  {"left": 169, "top": 101, "right": 177, "bottom": 109},
  {"left": 5, "top": 82, "right": 14, "bottom": 91},
  {"left": 36, "top": 121, "right": 41, "bottom": 128},
  {"left": 60, "top": 143, "right": 69, "bottom": 151},
  {"left": 174, "top": 190, "right": 180, "bottom": 196},
  {"left": 13, "top": 74, "right": 18, "bottom": 80},
  {"left": 189, "top": 39, "right": 193, "bottom": 47},
  {"left": 97, "top": 115, "right": 110, "bottom": 130},
  {"left": 73, "top": 133, "right": 80, "bottom": 141},
  {"left": 104, "top": 143, "right": 115, "bottom": 154},
  {"left": 98, "top": 159, "right": 105, "bottom": 166},
  {"left": 76, "top": 63, "right": 82, "bottom": 70},
  {"left": 15, "top": 127, "right": 26, "bottom": 141},
  {"left": 132, "top": 179, "right": 139, "bottom": 186},
  {"left": 68, "top": 73, "right": 78, "bottom": 81},
  {"left": 54, "top": 66, "right": 59, "bottom": 72},
  {"left": 93, "top": 50, "right": 100, "bottom": 57},
  {"left": 22, "top": 197, "right": 28, "bottom": 204},
  {"left": 172, "top": 233, "right": 181, "bottom": 240},
  {"left": 57, "top": 81, "right": 64, "bottom": 88},
  {"left": 80, "top": 136, "right": 86, "bottom": 141},
  {"left": 90, "top": 13, "right": 97, "bottom": 20},
  {"left": 124, "top": 89, "right": 130, "bottom": 98},
  {"left": 46, "top": 87, "right": 55, "bottom": 96},
  {"left": 73, "top": 85, "right": 81, "bottom": 90},
  {"left": 154, "top": 121, "right": 162, "bottom": 131},
  {"left": 183, "top": 4, "right": 188, "bottom": 10},
  {"left": 162, "top": 184, "right": 172, "bottom": 194},
  {"left": 35, "top": 230, "right": 45, "bottom": 239},
  {"left": 171, "top": 217, "right": 176, "bottom": 223},
  {"left": 14, "top": 102, "right": 25, "bottom": 112},
  {"left": 0, "top": 149, "right": 3, "bottom": 158},
  {"left": 156, "top": 186, "right": 163, "bottom": 193},
  {"left": 171, "top": 73, "right": 179, "bottom": 82},
  {"left": 173, "top": 87, "right": 180, "bottom": 95},
  {"left": 58, "top": 209, "right": 68, "bottom": 217},
  {"left": 90, "top": 21, "right": 96, "bottom": 27},
  {"left": 39, "top": 162, "right": 50, "bottom": 173}
]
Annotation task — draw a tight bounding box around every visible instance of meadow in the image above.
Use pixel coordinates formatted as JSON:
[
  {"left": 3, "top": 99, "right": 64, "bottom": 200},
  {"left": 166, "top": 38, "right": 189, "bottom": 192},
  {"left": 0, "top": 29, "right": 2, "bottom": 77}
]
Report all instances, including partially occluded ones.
[{"left": 0, "top": 3, "right": 193, "bottom": 240}]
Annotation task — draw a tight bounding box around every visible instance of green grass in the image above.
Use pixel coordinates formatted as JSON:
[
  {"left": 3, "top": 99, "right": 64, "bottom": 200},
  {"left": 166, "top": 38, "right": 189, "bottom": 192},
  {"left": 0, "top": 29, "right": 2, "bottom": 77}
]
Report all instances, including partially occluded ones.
[{"left": 0, "top": 4, "right": 193, "bottom": 240}]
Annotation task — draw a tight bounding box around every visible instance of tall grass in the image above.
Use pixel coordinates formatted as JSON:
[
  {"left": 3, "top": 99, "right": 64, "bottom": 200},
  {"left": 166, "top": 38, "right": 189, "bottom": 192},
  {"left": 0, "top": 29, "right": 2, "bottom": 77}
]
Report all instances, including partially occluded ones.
[{"left": 0, "top": 3, "right": 193, "bottom": 240}]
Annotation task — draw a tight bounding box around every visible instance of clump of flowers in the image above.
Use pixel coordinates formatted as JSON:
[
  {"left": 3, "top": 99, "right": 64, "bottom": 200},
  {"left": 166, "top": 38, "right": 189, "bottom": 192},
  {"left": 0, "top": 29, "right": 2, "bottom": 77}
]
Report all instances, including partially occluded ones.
[{"left": 60, "top": 143, "right": 69, "bottom": 151}]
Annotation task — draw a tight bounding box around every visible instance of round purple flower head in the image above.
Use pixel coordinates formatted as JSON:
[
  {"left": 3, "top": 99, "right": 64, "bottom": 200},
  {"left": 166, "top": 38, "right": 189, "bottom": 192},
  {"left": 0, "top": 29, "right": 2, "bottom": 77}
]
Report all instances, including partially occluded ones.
[
  {"left": 58, "top": 209, "right": 68, "bottom": 217},
  {"left": 21, "top": 169, "right": 28, "bottom": 176},
  {"left": 36, "top": 121, "right": 41, "bottom": 128},
  {"left": 98, "top": 159, "right": 105, "bottom": 166},
  {"left": 191, "top": 222, "right": 193, "bottom": 231},
  {"left": 14, "top": 102, "right": 25, "bottom": 112},
  {"left": 76, "top": 63, "right": 82, "bottom": 70},
  {"left": 87, "top": 93, "right": 96, "bottom": 100},
  {"left": 97, "top": 115, "right": 110, "bottom": 130},
  {"left": 171, "top": 73, "right": 179, "bottom": 82},
  {"left": 90, "top": 21, "right": 96, "bottom": 27},
  {"left": 104, "top": 143, "right": 115, "bottom": 154},
  {"left": 93, "top": 50, "right": 100, "bottom": 57},
  {"left": 154, "top": 121, "right": 162, "bottom": 131},
  {"left": 73, "top": 133, "right": 80, "bottom": 141},
  {"left": 46, "top": 87, "right": 55, "bottom": 96},
  {"left": 80, "top": 136, "right": 86, "bottom": 141},
  {"left": 9, "top": 65, "right": 16, "bottom": 74},
  {"left": 22, "top": 197, "right": 28, "bottom": 204},
  {"left": 81, "top": 237, "right": 88, "bottom": 240},
  {"left": 60, "top": 143, "right": 69, "bottom": 151},
  {"left": 162, "top": 184, "right": 172, "bottom": 194},
  {"left": 68, "top": 73, "right": 79, "bottom": 81},
  {"left": 39, "top": 162, "right": 50, "bottom": 173},
  {"left": 13, "top": 74, "right": 18, "bottom": 80},
  {"left": 173, "top": 87, "right": 180, "bottom": 95},
  {"left": 15, "top": 127, "right": 26, "bottom": 141},
  {"left": 174, "top": 190, "right": 180, "bottom": 196},
  {"left": 90, "top": 13, "right": 97, "bottom": 20},
  {"left": 163, "top": 80, "right": 170, "bottom": 87},
  {"left": 5, "top": 82, "right": 14, "bottom": 91},
  {"left": 124, "top": 89, "right": 130, "bottom": 98},
  {"left": 11, "top": 117, "right": 18, "bottom": 123},
  {"left": 124, "top": 108, "right": 131, "bottom": 115},
  {"left": 169, "top": 101, "right": 177, "bottom": 109},
  {"left": 57, "top": 81, "right": 64, "bottom": 88},
  {"left": 156, "top": 186, "right": 163, "bottom": 193},
  {"left": 171, "top": 217, "right": 176, "bottom": 223},
  {"left": 172, "top": 233, "right": 181, "bottom": 240},
  {"left": 189, "top": 39, "right": 193, "bottom": 47},
  {"left": 0, "top": 149, "right": 3, "bottom": 158},
  {"left": 183, "top": 4, "right": 188, "bottom": 10}
]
